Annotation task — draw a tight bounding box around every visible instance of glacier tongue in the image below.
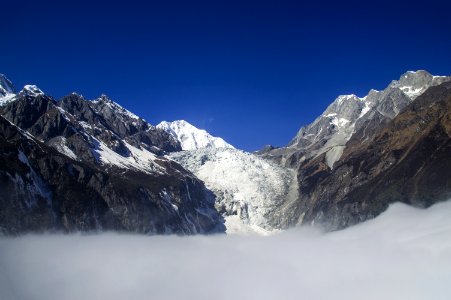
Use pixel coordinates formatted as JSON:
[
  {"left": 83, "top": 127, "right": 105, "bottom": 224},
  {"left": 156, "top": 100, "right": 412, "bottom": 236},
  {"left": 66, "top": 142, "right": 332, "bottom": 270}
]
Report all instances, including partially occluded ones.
[
  {"left": 169, "top": 148, "right": 296, "bottom": 234},
  {"left": 157, "top": 120, "right": 234, "bottom": 150}
]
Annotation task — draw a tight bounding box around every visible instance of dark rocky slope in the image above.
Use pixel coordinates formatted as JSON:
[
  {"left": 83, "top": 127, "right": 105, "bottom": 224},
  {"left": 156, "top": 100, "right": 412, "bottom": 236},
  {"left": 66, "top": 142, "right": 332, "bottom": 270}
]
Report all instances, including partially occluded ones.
[
  {"left": 289, "top": 82, "right": 451, "bottom": 230},
  {"left": 0, "top": 84, "right": 224, "bottom": 235}
]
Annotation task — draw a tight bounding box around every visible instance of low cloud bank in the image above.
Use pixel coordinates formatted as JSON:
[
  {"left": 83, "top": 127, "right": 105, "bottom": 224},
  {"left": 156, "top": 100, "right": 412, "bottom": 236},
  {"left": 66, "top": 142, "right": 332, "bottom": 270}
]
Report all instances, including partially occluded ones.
[{"left": 1, "top": 201, "right": 451, "bottom": 300}]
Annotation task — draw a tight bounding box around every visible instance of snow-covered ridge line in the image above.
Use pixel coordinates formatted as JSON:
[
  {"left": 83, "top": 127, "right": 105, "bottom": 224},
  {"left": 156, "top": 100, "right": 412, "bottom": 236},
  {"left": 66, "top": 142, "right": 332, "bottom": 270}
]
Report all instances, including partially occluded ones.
[{"left": 157, "top": 120, "right": 234, "bottom": 150}]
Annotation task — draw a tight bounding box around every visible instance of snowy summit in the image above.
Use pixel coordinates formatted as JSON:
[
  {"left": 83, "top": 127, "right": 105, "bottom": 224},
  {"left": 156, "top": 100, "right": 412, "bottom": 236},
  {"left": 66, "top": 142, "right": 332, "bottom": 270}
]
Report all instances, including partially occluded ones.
[{"left": 157, "top": 120, "right": 234, "bottom": 150}]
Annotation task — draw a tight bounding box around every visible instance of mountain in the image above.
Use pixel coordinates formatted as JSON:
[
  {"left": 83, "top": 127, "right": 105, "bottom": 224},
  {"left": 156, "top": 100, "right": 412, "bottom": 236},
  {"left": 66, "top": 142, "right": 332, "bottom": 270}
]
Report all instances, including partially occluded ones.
[
  {"left": 258, "top": 71, "right": 451, "bottom": 230},
  {"left": 292, "top": 81, "right": 451, "bottom": 230},
  {"left": 1, "top": 70, "right": 450, "bottom": 235},
  {"left": 0, "top": 75, "right": 224, "bottom": 235},
  {"left": 157, "top": 120, "right": 234, "bottom": 150},
  {"left": 262, "top": 71, "right": 451, "bottom": 169}
]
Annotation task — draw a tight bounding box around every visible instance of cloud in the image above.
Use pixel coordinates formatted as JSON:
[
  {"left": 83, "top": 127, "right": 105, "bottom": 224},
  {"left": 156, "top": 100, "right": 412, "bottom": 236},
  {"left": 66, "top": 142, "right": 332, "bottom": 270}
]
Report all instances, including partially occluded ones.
[{"left": 1, "top": 200, "right": 451, "bottom": 300}]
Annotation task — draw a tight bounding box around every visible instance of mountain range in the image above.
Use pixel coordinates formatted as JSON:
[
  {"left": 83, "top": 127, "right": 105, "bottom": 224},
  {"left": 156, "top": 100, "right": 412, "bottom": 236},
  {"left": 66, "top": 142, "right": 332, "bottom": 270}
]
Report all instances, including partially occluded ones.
[{"left": 0, "top": 70, "right": 450, "bottom": 235}]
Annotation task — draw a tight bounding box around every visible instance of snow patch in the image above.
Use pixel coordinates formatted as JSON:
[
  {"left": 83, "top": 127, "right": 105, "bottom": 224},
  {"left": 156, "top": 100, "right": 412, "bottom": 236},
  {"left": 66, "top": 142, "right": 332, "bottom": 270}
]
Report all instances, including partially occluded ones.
[
  {"left": 401, "top": 86, "right": 424, "bottom": 98},
  {"left": 0, "top": 93, "right": 16, "bottom": 106},
  {"left": 358, "top": 100, "right": 371, "bottom": 118},
  {"left": 16, "top": 151, "right": 52, "bottom": 207},
  {"left": 91, "top": 138, "right": 164, "bottom": 174},
  {"left": 331, "top": 117, "right": 350, "bottom": 128},
  {"left": 50, "top": 137, "right": 78, "bottom": 160}
]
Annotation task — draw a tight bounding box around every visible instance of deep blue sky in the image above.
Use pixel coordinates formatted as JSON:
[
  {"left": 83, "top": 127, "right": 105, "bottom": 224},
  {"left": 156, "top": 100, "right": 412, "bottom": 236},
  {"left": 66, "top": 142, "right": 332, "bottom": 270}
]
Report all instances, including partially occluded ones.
[{"left": 2, "top": 0, "right": 451, "bottom": 151}]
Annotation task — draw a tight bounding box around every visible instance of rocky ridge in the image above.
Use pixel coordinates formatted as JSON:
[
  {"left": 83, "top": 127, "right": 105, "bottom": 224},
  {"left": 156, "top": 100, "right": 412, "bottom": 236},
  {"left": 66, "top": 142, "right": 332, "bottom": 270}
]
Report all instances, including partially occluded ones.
[
  {"left": 258, "top": 71, "right": 451, "bottom": 230},
  {"left": 262, "top": 71, "right": 451, "bottom": 169},
  {"left": 0, "top": 77, "right": 224, "bottom": 235}
]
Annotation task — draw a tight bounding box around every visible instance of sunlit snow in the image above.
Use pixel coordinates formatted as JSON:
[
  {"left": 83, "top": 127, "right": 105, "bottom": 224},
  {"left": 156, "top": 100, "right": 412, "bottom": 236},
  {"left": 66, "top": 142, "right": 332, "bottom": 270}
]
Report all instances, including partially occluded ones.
[{"left": 157, "top": 120, "right": 234, "bottom": 150}]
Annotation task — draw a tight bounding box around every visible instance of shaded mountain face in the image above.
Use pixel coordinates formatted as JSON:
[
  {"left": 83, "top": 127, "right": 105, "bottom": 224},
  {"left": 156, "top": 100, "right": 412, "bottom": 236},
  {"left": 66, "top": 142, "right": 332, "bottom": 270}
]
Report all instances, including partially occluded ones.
[
  {"left": 276, "top": 81, "right": 451, "bottom": 230},
  {"left": 1, "top": 92, "right": 181, "bottom": 162},
  {"left": 0, "top": 79, "right": 224, "bottom": 235}
]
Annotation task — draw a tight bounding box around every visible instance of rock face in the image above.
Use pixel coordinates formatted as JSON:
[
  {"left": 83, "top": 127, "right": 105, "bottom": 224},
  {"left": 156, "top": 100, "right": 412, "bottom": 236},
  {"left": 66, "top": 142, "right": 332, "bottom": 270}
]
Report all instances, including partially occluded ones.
[
  {"left": 157, "top": 120, "right": 234, "bottom": 150},
  {"left": 0, "top": 76, "right": 224, "bottom": 235},
  {"left": 259, "top": 71, "right": 451, "bottom": 231},
  {"left": 294, "top": 82, "right": 451, "bottom": 230}
]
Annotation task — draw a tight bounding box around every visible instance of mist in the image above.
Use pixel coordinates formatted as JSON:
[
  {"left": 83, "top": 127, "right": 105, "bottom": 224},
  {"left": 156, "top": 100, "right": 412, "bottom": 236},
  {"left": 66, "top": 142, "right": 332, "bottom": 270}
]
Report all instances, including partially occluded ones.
[{"left": 1, "top": 201, "right": 451, "bottom": 300}]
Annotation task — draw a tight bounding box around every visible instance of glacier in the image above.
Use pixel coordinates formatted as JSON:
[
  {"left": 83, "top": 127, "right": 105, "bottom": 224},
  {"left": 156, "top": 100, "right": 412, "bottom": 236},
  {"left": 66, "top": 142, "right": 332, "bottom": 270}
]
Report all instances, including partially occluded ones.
[{"left": 169, "top": 147, "right": 297, "bottom": 234}]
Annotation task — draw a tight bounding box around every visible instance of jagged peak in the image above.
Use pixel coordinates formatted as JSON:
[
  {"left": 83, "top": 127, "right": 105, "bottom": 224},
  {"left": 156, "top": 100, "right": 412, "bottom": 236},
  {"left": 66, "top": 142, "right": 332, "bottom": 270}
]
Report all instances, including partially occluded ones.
[
  {"left": 19, "top": 85, "right": 44, "bottom": 96},
  {"left": 389, "top": 70, "right": 451, "bottom": 99},
  {"left": 91, "top": 94, "right": 141, "bottom": 120},
  {"left": 157, "top": 120, "right": 235, "bottom": 150},
  {"left": 60, "top": 92, "right": 85, "bottom": 101},
  {"left": 70, "top": 92, "right": 84, "bottom": 98},
  {"left": 397, "top": 70, "right": 432, "bottom": 86},
  {"left": 92, "top": 94, "right": 114, "bottom": 104},
  {"left": 99, "top": 94, "right": 112, "bottom": 101},
  {"left": 403, "top": 70, "right": 433, "bottom": 77},
  {"left": 336, "top": 94, "right": 360, "bottom": 104}
]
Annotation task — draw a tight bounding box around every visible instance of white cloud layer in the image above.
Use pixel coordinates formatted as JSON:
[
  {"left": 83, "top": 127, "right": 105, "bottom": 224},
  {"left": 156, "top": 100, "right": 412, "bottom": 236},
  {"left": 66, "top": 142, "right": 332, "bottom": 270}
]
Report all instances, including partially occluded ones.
[{"left": 1, "top": 200, "right": 451, "bottom": 300}]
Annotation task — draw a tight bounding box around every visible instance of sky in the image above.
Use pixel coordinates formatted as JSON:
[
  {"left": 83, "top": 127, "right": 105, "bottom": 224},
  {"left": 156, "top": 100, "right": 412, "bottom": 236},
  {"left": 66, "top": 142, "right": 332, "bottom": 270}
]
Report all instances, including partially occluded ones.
[
  {"left": 1, "top": 200, "right": 451, "bottom": 300},
  {"left": 1, "top": 0, "right": 451, "bottom": 151}
]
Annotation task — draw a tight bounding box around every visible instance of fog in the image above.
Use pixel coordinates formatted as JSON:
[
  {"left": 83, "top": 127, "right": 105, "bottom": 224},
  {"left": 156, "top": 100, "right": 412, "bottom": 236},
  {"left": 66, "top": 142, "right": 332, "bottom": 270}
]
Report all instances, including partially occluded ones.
[{"left": 1, "top": 201, "right": 451, "bottom": 300}]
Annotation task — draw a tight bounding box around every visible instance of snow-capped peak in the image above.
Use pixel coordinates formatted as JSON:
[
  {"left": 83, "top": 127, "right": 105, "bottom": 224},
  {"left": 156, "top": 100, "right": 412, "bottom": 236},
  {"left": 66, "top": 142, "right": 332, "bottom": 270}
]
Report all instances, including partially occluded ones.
[
  {"left": 390, "top": 70, "right": 450, "bottom": 99},
  {"left": 336, "top": 94, "right": 360, "bottom": 105},
  {"left": 20, "top": 85, "right": 44, "bottom": 96},
  {"left": 157, "top": 120, "right": 235, "bottom": 150}
]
